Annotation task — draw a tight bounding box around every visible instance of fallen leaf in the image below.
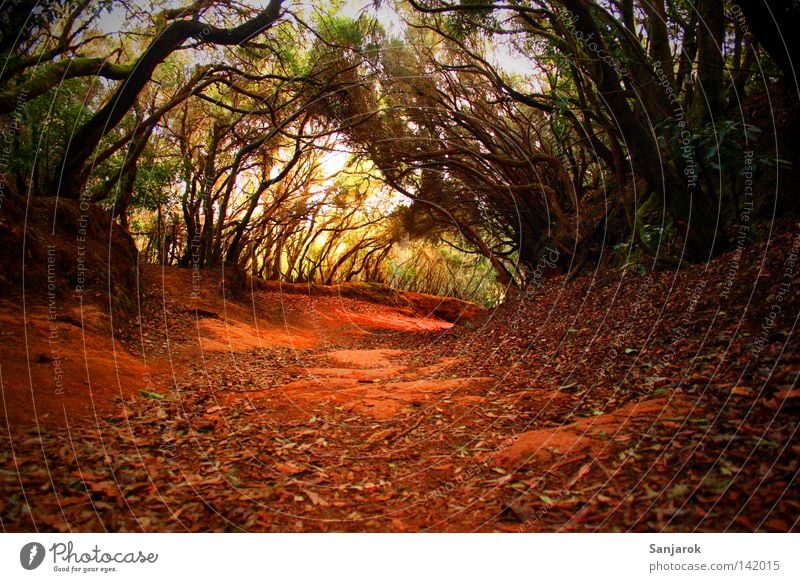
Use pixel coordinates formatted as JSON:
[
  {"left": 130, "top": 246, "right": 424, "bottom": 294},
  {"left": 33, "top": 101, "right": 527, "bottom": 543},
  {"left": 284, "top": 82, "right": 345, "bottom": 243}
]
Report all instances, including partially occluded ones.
[{"left": 303, "top": 489, "right": 329, "bottom": 506}]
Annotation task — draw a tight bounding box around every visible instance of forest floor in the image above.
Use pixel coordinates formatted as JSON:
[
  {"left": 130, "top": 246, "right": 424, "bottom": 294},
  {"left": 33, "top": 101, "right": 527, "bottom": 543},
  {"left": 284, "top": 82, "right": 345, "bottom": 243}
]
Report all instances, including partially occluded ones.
[{"left": 2, "top": 229, "right": 800, "bottom": 532}]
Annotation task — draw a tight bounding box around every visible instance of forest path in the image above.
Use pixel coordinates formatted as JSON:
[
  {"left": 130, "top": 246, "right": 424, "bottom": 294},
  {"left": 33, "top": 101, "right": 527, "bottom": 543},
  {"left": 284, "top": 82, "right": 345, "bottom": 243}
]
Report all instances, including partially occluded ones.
[
  {"left": 267, "top": 347, "right": 490, "bottom": 420},
  {"left": 2, "top": 265, "right": 525, "bottom": 532},
  {"left": 157, "top": 282, "right": 689, "bottom": 533},
  {"left": 5, "top": 234, "right": 800, "bottom": 532},
  {"left": 175, "top": 294, "right": 508, "bottom": 532},
  {"left": 0, "top": 264, "right": 746, "bottom": 532}
]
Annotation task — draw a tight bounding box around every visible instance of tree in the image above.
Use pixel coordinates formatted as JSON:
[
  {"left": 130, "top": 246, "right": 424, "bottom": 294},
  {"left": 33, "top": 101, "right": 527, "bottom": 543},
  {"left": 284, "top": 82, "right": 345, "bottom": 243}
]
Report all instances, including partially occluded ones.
[{"left": 41, "top": 0, "right": 285, "bottom": 198}]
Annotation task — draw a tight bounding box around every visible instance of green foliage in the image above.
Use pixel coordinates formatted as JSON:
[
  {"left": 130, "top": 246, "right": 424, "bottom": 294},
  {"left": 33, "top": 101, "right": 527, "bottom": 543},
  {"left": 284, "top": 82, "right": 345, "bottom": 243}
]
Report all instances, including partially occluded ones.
[
  {"left": 8, "top": 79, "right": 94, "bottom": 193},
  {"left": 10, "top": 0, "right": 791, "bottom": 296},
  {"left": 385, "top": 239, "right": 503, "bottom": 306},
  {"left": 440, "top": 0, "right": 498, "bottom": 41},
  {"left": 315, "top": 12, "right": 368, "bottom": 49},
  {"left": 131, "top": 159, "right": 180, "bottom": 209},
  {"left": 641, "top": 221, "right": 677, "bottom": 250},
  {"left": 657, "top": 119, "right": 787, "bottom": 178},
  {"left": 608, "top": 241, "right": 643, "bottom": 271}
]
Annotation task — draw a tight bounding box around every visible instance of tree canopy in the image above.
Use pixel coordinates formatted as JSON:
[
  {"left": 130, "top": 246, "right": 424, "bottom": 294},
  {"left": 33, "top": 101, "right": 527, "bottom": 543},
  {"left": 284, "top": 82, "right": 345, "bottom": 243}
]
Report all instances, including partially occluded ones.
[{"left": 1, "top": 0, "right": 797, "bottom": 303}]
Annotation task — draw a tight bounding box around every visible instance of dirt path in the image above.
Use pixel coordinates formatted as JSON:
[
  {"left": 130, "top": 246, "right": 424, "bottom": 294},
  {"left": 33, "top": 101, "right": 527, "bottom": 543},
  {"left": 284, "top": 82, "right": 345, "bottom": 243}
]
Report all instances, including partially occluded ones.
[
  {"left": 3, "top": 262, "right": 797, "bottom": 532},
  {"left": 166, "top": 293, "right": 509, "bottom": 532},
  {"left": 0, "top": 279, "right": 718, "bottom": 532},
  {"left": 1, "top": 267, "right": 520, "bottom": 531}
]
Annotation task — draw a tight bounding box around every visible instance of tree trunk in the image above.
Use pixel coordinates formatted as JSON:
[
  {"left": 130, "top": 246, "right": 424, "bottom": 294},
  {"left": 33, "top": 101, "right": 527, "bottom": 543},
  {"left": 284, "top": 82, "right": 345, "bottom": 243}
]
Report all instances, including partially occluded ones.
[
  {"left": 738, "top": 0, "right": 800, "bottom": 84},
  {"left": 690, "top": 0, "right": 725, "bottom": 123},
  {"left": 559, "top": 0, "right": 724, "bottom": 260},
  {"left": 642, "top": 0, "right": 675, "bottom": 89},
  {"left": 51, "top": 0, "right": 283, "bottom": 199}
]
